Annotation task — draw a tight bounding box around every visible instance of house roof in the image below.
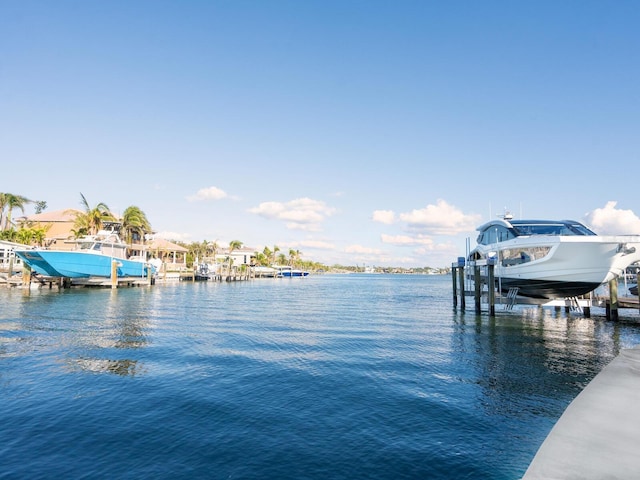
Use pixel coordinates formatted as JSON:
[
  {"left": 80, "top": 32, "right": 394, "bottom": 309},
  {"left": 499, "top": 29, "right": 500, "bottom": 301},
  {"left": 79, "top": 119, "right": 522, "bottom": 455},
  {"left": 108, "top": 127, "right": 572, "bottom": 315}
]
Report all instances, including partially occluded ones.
[
  {"left": 146, "top": 238, "right": 188, "bottom": 253},
  {"left": 23, "top": 209, "right": 81, "bottom": 222}
]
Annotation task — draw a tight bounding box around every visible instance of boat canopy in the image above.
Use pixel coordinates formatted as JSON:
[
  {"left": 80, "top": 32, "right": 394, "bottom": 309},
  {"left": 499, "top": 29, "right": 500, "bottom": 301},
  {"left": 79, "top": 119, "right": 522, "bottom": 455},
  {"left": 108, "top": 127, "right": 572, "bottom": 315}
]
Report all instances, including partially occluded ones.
[{"left": 476, "top": 219, "right": 597, "bottom": 246}]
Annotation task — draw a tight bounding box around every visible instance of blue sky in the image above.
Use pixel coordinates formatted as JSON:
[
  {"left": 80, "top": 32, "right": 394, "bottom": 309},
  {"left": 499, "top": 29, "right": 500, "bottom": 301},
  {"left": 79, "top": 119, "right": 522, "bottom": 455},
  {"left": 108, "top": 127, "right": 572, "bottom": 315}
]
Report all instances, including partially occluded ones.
[{"left": 2, "top": 1, "right": 640, "bottom": 267}]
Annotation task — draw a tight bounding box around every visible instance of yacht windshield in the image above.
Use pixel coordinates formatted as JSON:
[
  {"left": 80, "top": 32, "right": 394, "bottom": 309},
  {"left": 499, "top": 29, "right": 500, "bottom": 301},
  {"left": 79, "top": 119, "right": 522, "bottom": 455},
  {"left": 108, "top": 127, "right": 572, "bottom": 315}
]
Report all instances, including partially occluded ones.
[{"left": 510, "top": 221, "right": 596, "bottom": 236}]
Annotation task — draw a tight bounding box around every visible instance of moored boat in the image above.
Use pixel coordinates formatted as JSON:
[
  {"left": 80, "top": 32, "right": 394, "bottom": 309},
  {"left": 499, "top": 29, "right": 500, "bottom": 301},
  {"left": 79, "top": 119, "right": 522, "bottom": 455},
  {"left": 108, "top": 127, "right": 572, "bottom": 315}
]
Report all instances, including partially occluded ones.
[
  {"left": 274, "top": 265, "right": 309, "bottom": 277},
  {"left": 468, "top": 216, "right": 640, "bottom": 299},
  {"left": 15, "top": 224, "right": 155, "bottom": 279}
]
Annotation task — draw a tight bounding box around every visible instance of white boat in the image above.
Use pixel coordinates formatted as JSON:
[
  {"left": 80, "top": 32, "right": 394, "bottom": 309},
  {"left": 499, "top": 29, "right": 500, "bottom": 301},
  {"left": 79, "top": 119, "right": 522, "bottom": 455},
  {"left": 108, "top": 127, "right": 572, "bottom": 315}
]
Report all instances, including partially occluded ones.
[
  {"left": 15, "top": 223, "right": 155, "bottom": 279},
  {"left": 467, "top": 217, "right": 640, "bottom": 299},
  {"left": 253, "top": 266, "right": 278, "bottom": 278},
  {"left": 274, "top": 265, "right": 309, "bottom": 278}
]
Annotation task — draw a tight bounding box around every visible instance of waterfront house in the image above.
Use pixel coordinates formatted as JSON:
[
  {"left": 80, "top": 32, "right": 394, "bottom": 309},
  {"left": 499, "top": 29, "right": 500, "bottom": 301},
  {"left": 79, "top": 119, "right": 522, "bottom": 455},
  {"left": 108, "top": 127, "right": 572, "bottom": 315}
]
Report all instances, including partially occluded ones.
[
  {"left": 0, "top": 240, "right": 30, "bottom": 275},
  {"left": 20, "top": 209, "right": 81, "bottom": 249},
  {"left": 213, "top": 246, "right": 256, "bottom": 268},
  {"left": 145, "top": 237, "right": 189, "bottom": 272}
]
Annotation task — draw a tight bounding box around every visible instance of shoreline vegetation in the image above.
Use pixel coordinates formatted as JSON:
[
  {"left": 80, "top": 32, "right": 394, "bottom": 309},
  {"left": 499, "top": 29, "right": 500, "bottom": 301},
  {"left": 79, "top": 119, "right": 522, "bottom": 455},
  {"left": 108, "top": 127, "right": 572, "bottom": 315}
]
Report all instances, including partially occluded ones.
[{"left": 0, "top": 192, "right": 448, "bottom": 275}]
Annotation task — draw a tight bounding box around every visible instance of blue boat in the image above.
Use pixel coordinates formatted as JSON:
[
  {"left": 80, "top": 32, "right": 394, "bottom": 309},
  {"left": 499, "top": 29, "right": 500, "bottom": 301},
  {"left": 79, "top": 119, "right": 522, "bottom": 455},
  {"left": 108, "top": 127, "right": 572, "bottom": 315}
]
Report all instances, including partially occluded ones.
[
  {"left": 15, "top": 226, "right": 155, "bottom": 279},
  {"left": 274, "top": 265, "right": 309, "bottom": 278}
]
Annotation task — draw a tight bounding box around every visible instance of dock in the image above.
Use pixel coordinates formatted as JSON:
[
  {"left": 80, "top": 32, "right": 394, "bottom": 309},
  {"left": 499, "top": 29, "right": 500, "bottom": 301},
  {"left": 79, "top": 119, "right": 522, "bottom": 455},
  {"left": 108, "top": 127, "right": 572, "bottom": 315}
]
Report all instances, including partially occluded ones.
[
  {"left": 451, "top": 259, "right": 640, "bottom": 319},
  {"left": 522, "top": 345, "right": 640, "bottom": 479}
]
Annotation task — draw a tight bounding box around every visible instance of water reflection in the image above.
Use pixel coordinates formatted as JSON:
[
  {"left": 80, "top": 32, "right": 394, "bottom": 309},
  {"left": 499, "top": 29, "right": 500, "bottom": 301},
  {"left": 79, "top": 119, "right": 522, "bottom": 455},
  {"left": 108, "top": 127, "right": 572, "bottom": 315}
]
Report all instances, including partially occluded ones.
[
  {"left": 0, "top": 287, "right": 152, "bottom": 377},
  {"left": 451, "top": 306, "right": 640, "bottom": 420}
]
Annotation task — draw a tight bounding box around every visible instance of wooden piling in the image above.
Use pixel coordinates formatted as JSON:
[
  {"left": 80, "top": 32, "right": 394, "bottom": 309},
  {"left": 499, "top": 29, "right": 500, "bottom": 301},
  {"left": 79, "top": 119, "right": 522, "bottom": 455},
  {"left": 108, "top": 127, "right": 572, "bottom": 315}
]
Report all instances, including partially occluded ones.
[
  {"left": 487, "top": 261, "right": 495, "bottom": 317},
  {"left": 111, "top": 259, "right": 118, "bottom": 289},
  {"left": 22, "top": 265, "right": 31, "bottom": 289},
  {"left": 451, "top": 265, "right": 458, "bottom": 309},
  {"left": 474, "top": 265, "right": 481, "bottom": 314},
  {"left": 607, "top": 278, "right": 619, "bottom": 321},
  {"left": 458, "top": 261, "right": 466, "bottom": 312}
]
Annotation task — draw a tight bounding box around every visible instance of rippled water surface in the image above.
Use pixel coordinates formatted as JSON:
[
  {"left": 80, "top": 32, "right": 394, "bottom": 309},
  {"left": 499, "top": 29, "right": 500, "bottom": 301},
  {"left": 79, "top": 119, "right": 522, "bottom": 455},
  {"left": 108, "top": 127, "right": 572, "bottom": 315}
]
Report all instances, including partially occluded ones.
[{"left": 1, "top": 274, "right": 640, "bottom": 479}]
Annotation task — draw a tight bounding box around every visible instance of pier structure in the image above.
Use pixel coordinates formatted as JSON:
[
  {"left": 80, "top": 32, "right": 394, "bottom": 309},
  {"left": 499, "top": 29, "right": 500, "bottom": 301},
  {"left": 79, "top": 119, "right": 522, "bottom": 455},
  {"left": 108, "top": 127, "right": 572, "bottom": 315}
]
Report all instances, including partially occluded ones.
[
  {"left": 523, "top": 345, "right": 640, "bottom": 479},
  {"left": 451, "top": 259, "right": 639, "bottom": 319}
]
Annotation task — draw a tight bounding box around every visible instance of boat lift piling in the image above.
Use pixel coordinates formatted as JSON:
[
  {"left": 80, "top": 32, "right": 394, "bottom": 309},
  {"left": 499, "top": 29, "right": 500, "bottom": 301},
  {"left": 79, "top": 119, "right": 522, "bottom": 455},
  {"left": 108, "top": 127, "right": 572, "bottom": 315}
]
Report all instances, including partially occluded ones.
[
  {"left": 452, "top": 258, "right": 497, "bottom": 317},
  {"left": 450, "top": 258, "right": 603, "bottom": 318}
]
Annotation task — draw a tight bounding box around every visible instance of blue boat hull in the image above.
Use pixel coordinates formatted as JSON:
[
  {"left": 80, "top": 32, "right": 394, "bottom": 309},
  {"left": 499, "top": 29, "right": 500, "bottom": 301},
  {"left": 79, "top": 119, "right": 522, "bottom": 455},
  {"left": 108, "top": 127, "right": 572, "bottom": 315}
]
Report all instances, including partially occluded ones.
[
  {"left": 15, "top": 250, "right": 152, "bottom": 279},
  {"left": 279, "top": 270, "right": 309, "bottom": 277}
]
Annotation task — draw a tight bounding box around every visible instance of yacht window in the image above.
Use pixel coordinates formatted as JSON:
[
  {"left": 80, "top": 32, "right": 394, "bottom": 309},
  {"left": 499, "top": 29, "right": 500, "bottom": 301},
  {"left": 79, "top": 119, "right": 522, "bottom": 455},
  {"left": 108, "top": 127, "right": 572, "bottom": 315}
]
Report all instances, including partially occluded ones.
[
  {"left": 93, "top": 243, "right": 102, "bottom": 251},
  {"left": 568, "top": 223, "right": 597, "bottom": 236},
  {"left": 478, "top": 226, "right": 514, "bottom": 245}
]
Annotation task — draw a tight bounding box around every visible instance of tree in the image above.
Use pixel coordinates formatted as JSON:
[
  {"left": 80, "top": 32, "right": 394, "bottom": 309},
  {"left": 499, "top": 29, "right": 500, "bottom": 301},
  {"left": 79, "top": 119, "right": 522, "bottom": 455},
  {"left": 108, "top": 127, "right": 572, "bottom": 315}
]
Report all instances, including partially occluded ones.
[
  {"left": 121, "top": 205, "right": 152, "bottom": 244},
  {"left": 262, "top": 246, "right": 272, "bottom": 265},
  {"left": 253, "top": 251, "right": 267, "bottom": 266},
  {"left": 289, "top": 249, "right": 301, "bottom": 267},
  {"left": 0, "top": 193, "right": 32, "bottom": 231},
  {"left": 34, "top": 200, "right": 47, "bottom": 214},
  {"left": 73, "top": 193, "right": 114, "bottom": 236},
  {"left": 227, "top": 240, "right": 243, "bottom": 276}
]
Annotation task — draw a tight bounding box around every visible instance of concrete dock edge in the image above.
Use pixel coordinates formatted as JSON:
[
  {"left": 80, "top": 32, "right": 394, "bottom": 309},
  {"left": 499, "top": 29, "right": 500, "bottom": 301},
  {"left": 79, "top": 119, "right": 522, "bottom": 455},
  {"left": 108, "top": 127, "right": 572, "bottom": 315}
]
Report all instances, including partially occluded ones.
[{"left": 523, "top": 345, "right": 640, "bottom": 479}]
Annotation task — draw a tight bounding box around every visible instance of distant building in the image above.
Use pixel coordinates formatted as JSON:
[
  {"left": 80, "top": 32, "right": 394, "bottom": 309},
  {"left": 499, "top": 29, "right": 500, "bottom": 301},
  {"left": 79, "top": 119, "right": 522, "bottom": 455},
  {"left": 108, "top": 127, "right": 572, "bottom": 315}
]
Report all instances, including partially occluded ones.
[
  {"left": 19, "top": 209, "right": 81, "bottom": 249},
  {"left": 214, "top": 246, "right": 256, "bottom": 267},
  {"left": 0, "top": 240, "right": 30, "bottom": 274}
]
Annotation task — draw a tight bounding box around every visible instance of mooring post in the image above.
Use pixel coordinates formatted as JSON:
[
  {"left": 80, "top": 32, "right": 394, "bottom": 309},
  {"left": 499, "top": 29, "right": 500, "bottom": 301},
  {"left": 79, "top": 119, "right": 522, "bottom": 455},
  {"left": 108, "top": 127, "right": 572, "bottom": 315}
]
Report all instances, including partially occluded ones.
[
  {"left": 584, "top": 293, "right": 591, "bottom": 318},
  {"left": 474, "top": 264, "right": 481, "bottom": 314},
  {"left": 637, "top": 272, "right": 640, "bottom": 314},
  {"left": 451, "top": 263, "right": 458, "bottom": 309},
  {"left": 22, "top": 264, "right": 31, "bottom": 290},
  {"left": 8, "top": 256, "right": 14, "bottom": 288},
  {"left": 457, "top": 257, "right": 466, "bottom": 312},
  {"left": 487, "top": 259, "right": 496, "bottom": 317},
  {"left": 111, "top": 259, "right": 118, "bottom": 289},
  {"left": 608, "top": 278, "right": 619, "bottom": 321}
]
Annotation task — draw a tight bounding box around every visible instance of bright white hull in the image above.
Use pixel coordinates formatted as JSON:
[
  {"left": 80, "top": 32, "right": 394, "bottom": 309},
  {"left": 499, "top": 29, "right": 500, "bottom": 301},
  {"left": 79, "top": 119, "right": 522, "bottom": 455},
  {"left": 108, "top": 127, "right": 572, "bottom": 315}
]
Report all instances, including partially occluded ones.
[{"left": 471, "top": 235, "right": 640, "bottom": 298}]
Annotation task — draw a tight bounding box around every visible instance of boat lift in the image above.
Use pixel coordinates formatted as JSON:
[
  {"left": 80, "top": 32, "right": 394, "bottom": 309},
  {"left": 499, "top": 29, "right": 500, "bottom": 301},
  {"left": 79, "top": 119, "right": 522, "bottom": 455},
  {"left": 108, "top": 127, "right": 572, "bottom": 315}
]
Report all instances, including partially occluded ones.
[{"left": 449, "top": 257, "right": 639, "bottom": 319}]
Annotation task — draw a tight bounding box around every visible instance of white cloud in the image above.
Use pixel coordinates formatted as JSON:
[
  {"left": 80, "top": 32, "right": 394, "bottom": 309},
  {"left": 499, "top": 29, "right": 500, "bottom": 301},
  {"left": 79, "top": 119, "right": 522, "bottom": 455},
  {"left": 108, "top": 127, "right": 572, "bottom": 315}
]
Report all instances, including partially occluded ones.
[
  {"left": 249, "top": 197, "right": 336, "bottom": 231},
  {"left": 187, "top": 186, "right": 229, "bottom": 202},
  {"left": 283, "top": 240, "right": 336, "bottom": 250},
  {"left": 584, "top": 201, "right": 640, "bottom": 235},
  {"left": 380, "top": 234, "right": 435, "bottom": 246},
  {"left": 372, "top": 210, "right": 395, "bottom": 224},
  {"left": 154, "top": 230, "right": 192, "bottom": 241},
  {"left": 398, "top": 199, "right": 481, "bottom": 235},
  {"left": 344, "top": 244, "right": 384, "bottom": 254}
]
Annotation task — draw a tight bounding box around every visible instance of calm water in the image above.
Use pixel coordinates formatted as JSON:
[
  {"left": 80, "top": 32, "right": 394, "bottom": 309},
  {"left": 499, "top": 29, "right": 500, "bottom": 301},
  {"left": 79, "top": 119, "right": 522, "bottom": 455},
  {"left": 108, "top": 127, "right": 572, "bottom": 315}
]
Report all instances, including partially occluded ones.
[{"left": 1, "top": 274, "right": 640, "bottom": 479}]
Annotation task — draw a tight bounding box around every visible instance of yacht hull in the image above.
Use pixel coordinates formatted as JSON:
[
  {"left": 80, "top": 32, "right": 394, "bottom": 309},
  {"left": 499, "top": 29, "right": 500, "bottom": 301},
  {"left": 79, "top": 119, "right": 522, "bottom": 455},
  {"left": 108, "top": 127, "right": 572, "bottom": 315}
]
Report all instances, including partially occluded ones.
[
  {"left": 15, "top": 250, "right": 151, "bottom": 278},
  {"left": 471, "top": 235, "right": 640, "bottom": 299}
]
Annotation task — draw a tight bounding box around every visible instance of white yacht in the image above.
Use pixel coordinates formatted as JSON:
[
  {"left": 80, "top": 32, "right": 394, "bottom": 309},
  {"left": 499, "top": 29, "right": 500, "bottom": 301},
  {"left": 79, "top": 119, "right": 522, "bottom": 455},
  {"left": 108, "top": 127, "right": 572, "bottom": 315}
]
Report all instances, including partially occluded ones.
[{"left": 468, "top": 217, "right": 640, "bottom": 299}]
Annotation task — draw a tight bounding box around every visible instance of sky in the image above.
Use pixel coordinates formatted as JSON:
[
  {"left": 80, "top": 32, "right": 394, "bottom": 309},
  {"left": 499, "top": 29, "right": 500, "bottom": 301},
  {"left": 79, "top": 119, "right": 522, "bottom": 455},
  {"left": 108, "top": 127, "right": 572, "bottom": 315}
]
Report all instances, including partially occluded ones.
[{"left": 2, "top": 1, "right": 640, "bottom": 268}]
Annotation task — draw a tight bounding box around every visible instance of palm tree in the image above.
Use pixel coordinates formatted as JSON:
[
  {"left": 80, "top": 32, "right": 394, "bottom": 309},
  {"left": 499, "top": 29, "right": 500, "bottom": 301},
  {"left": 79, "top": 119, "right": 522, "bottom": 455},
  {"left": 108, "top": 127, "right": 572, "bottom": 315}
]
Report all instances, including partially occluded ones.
[
  {"left": 121, "top": 205, "right": 152, "bottom": 244},
  {"left": 272, "top": 245, "right": 280, "bottom": 266},
  {"left": 206, "top": 240, "right": 219, "bottom": 273},
  {"left": 262, "top": 246, "right": 272, "bottom": 265},
  {"left": 0, "top": 193, "right": 32, "bottom": 231},
  {"left": 227, "top": 240, "right": 243, "bottom": 277},
  {"left": 288, "top": 249, "right": 301, "bottom": 268},
  {"left": 73, "top": 193, "right": 114, "bottom": 236}
]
